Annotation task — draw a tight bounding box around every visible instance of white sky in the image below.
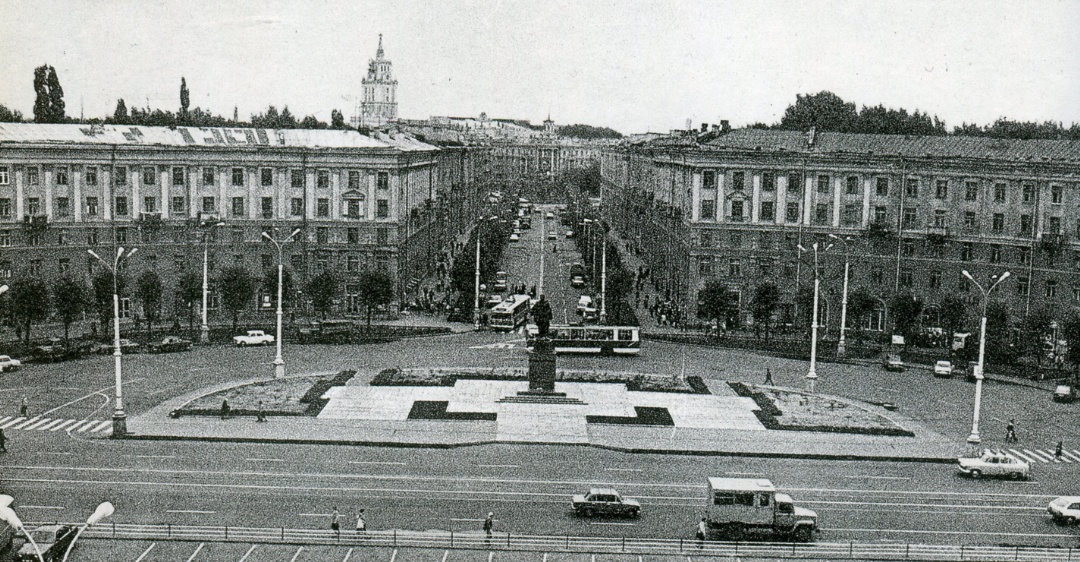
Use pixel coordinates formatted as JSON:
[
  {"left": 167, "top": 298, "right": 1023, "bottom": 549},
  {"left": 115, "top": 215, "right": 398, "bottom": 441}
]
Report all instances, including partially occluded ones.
[{"left": 1, "top": 0, "right": 1077, "bottom": 134}]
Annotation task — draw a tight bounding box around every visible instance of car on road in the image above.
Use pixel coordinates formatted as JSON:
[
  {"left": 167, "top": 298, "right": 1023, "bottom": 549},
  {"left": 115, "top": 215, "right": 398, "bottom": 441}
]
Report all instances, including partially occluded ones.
[
  {"left": 565, "top": 230, "right": 574, "bottom": 238},
  {"left": 1054, "top": 385, "right": 1078, "bottom": 403},
  {"left": 546, "top": 212, "right": 554, "bottom": 219},
  {"left": 933, "top": 360, "right": 953, "bottom": 377},
  {"left": 881, "top": 354, "right": 904, "bottom": 372},
  {"left": 494, "top": 271, "right": 508, "bottom": 292},
  {"left": 0, "top": 355, "right": 22, "bottom": 372},
  {"left": 571, "top": 488, "right": 640, "bottom": 518},
  {"left": 484, "top": 294, "right": 504, "bottom": 308},
  {"left": 957, "top": 449, "right": 1030, "bottom": 480},
  {"left": 233, "top": 330, "right": 274, "bottom": 346},
  {"left": 16, "top": 524, "right": 76, "bottom": 562},
  {"left": 95, "top": 339, "right": 140, "bottom": 354},
  {"left": 1048, "top": 496, "right": 1080, "bottom": 525},
  {"left": 509, "top": 233, "right": 520, "bottom": 242},
  {"left": 148, "top": 336, "right": 193, "bottom": 353},
  {"left": 547, "top": 232, "right": 556, "bottom": 240}
]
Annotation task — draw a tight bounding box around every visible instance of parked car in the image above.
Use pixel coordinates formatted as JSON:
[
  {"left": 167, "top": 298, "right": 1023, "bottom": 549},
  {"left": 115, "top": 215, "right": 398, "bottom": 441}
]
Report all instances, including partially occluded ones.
[
  {"left": 148, "top": 336, "right": 192, "bottom": 354},
  {"left": 933, "top": 360, "right": 953, "bottom": 377},
  {"left": 571, "top": 488, "right": 640, "bottom": 518},
  {"left": 233, "top": 330, "right": 274, "bottom": 347},
  {"left": 16, "top": 524, "right": 76, "bottom": 562},
  {"left": 31, "top": 339, "right": 95, "bottom": 363},
  {"left": 493, "top": 271, "right": 508, "bottom": 292},
  {"left": 881, "top": 354, "right": 904, "bottom": 372},
  {"left": 509, "top": 233, "right": 520, "bottom": 242},
  {"left": 565, "top": 230, "right": 574, "bottom": 238},
  {"left": 1054, "top": 385, "right": 1078, "bottom": 403},
  {"left": 548, "top": 232, "right": 557, "bottom": 240},
  {"left": 96, "top": 339, "right": 140, "bottom": 354},
  {"left": 957, "top": 449, "right": 1030, "bottom": 480},
  {"left": 484, "top": 294, "right": 504, "bottom": 308},
  {"left": 0, "top": 355, "right": 22, "bottom": 372},
  {"left": 1048, "top": 496, "right": 1080, "bottom": 525}
]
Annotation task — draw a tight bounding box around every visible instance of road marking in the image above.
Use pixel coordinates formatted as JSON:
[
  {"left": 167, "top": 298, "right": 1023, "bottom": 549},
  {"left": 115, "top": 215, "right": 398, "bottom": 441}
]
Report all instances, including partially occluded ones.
[
  {"left": 38, "top": 419, "right": 66, "bottom": 430},
  {"left": 450, "top": 518, "right": 483, "bottom": 522},
  {"left": 840, "top": 475, "right": 911, "bottom": 480},
  {"left": 134, "top": 455, "right": 177, "bottom": 459},
  {"left": 828, "top": 526, "right": 1077, "bottom": 538},
  {"left": 20, "top": 505, "right": 64, "bottom": 510},
  {"left": 185, "top": 543, "right": 204, "bottom": 562},
  {"left": 238, "top": 545, "right": 257, "bottom": 562},
  {"left": 1024, "top": 448, "right": 1053, "bottom": 462},
  {"left": 0, "top": 416, "right": 9, "bottom": 425},
  {"left": 12, "top": 417, "right": 41, "bottom": 429},
  {"left": 299, "top": 513, "right": 328, "bottom": 517},
  {"left": 50, "top": 420, "right": 77, "bottom": 431},
  {"left": 245, "top": 458, "right": 285, "bottom": 462},
  {"left": 90, "top": 420, "right": 112, "bottom": 432},
  {"left": 288, "top": 546, "right": 304, "bottom": 562},
  {"left": 442, "top": 552, "right": 449, "bottom": 562},
  {"left": 478, "top": 464, "right": 519, "bottom": 468},
  {"left": 22, "top": 418, "right": 53, "bottom": 430},
  {"left": 343, "top": 548, "right": 353, "bottom": 562},
  {"left": 1006, "top": 449, "right": 1038, "bottom": 464},
  {"left": 348, "top": 461, "right": 406, "bottom": 466},
  {"left": 167, "top": 510, "right": 216, "bottom": 514},
  {"left": 589, "top": 522, "right": 635, "bottom": 526},
  {"left": 605, "top": 468, "right": 643, "bottom": 472},
  {"left": 66, "top": 420, "right": 92, "bottom": 432},
  {"left": 0, "top": 417, "right": 26, "bottom": 429},
  {"left": 134, "top": 543, "right": 155, "bottom": 562},
  {"left": 44, "top": 452, "right": 72, "bottom": 456},
  {"left": 1062, "top": 450, "right": 1080, "bottom": 462},
  {"left": 724, "top": 471, "right": 763, "bottom": 476}
]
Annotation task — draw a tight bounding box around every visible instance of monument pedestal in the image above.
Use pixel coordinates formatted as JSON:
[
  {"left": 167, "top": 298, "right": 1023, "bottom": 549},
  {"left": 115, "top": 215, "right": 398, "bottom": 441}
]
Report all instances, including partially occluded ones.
[{"left": 498, "top": 336, "right": 587, "bottom": 405}]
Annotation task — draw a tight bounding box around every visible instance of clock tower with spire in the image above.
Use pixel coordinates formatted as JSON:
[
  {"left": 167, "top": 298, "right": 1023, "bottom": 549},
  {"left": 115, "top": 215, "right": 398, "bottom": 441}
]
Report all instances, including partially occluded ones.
[{"left": 353, "top": 34, "right": 398, "bottom": 128}]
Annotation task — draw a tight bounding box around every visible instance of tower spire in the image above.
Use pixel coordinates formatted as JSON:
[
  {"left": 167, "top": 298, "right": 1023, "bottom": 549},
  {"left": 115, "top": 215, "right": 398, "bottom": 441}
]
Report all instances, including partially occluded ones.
[{"left": 376, "top": 33, "right": 384, "bottom": 58}]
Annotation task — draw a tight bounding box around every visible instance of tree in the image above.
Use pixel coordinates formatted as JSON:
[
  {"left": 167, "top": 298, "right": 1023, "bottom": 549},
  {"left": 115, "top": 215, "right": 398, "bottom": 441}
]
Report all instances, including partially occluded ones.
[
  {"left": 112, "top": 99, "right": 128, "bottom": 123},
  {"left": 749, "top": 282, "right": 781, "bottom": 342},
  {"left": 984, "top": 301, "right": 1013, "bottom": 365},
  {"left": 888, "top": 293, "right": 923, "bottom": 343},
  {"left": 355, "top": 270, "right": 394, "bottom": 326},
  {"left": 558, "top": 124, "right": 623, "bottom": 139},
  {"left": 937, "top": 295, "right": 969, "bottom": 349},
  {"left": 696, "top": 280, "right": 740, "bottom": 332},
  {"left": 845, "top": 288, "right": 877, "bottom": 344},
  {"left": 91, "top": 271, "right": 125, "bottom": 331},
  {"left": 33, "top": 65, "right": 51, "bottom": 123},
  {"left": 330, "top": 109, "right": 345, "bottom": 129},
  {"left": 218, "top": 266, "right": 255, "bottom": 333},
  {"left": 1019, "top": 306, "right": 1053, "bottom": 365},
  {"left": 45, "top": 65, "right": 65, "bottom": 122},
  {"left": 179, "top": 77, "right": 190, "bottom": 123},
  {"left": 262, "top": 267, "right": 294, "bottom": 310},
  {"left": 51, "top": 277, "right": 87, "bottom": 343},
  {"left": 10, "top": 277, "right": 50, "bottom": 344},
  {"left": 0, "top": 104, "right": 24, "bottom": 123},
  {"left": 175, "top": 272, "right": 203, "bottom": 332},
  {"left": 135, "top": 271, "right": 164, "bottom": 336},
  {"left": 778, "top": 91, "right": 858, "bottom": 133},
  {"left": 305, "top": 271, "right": 339, "bottom": 319},
  {"left": 1061, "top": 313, "right": 1080, "bottom": 374}
]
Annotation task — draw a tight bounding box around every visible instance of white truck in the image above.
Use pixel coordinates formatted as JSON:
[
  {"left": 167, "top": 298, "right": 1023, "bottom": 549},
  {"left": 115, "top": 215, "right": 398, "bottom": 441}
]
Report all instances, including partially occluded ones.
[
  {"left": 233, "top": 330, "right": 275, "bottom": 346},
  {"left": 705, "top": 478, "right": 818, "bottom": 542}
]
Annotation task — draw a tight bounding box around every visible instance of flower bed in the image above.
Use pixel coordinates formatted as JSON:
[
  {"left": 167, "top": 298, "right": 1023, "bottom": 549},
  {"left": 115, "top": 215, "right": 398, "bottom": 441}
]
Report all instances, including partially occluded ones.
[
  {"left": 371, "top": 368, "right": 709, "bottom": 394},
  {"left": 172, "top": 371, "right": 356, "bottom": 418},
  {"left": 728, "top": 382, "right": 914, "bottom": 437}
]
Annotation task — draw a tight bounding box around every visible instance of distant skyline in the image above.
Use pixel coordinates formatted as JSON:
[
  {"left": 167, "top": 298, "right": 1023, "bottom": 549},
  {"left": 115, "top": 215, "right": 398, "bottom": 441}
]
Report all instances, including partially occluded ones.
[{"left": 1, "top": 0, "right": 1078, "bottom": 134}]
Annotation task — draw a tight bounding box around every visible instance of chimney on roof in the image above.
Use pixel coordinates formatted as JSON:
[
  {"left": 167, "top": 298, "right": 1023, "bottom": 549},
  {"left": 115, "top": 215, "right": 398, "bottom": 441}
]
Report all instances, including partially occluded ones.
[
  {"left": 700, "top": 123, "right": 708, "bottom": 133},
  {"left": 807, "top": 126, "right": 816, "bottom": 148},
  {"left": 721, "top": 120, "right": 731, "bottom": 133}
]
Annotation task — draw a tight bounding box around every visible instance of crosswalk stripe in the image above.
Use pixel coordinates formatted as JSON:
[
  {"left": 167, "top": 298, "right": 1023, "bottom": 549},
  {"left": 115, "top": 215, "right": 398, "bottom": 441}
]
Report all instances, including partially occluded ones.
[
  {"left": 1007, "top": 449, "right": 1038, "bottom": 463},
  {"left": 0, "top": 417, "right": 23, "bottom": 429},
  {"left": 0, "top": 416, "right": 11, "bottom": 425},
  {"left": 38, "top": 419, "right": 66, "bottom": 431},
  {"left": 1025, "top": 449, "right": 1055, "bottom": 463},
  {"left": 1062, "top": 450, "right": 1080, "bottom": 463},
  {"left": 91, "top": 420, "right": 112, "bottom": 432},
  {"left": 71, "top": 421, "right": 95, "bottom": 432},
  {"left": 50, "top": 420, "right": 77, "bottom": 431},
  {"left": 23, "top": 418, "right": 53, "bottom": 430},
  {"left": 12, "top": 417, "right": 42, "bottom": 430}
]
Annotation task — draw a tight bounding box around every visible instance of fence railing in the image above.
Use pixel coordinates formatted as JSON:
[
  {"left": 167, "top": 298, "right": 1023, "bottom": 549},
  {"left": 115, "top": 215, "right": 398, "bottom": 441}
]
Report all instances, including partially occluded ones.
[{"left": 28, "top": 522, "right": 1077, "bottom": 561}]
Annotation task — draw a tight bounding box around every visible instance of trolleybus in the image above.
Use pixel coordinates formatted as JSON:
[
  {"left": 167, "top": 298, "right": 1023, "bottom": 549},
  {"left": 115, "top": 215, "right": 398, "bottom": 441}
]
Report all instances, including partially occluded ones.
[
  {"left": 489, "top": 294, "right": 532, "bottom": 331},
  {"left": 526, "top": 324, "right": 640, "bottom": 355}
]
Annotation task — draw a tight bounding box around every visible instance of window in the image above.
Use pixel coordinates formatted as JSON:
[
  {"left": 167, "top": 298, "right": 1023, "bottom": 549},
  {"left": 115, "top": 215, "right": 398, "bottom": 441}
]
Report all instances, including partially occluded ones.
[
  {"left": 376, "top": 199, "right": 389, "bottom": 218},
  {"left": 115, "top": 196, "right": 128, "bottom": 216},
  {"left": 55, "top": 166, "right": 68, "bottom": 185},
  {"left": 59, "top": 257, "right": 70, "bottom": 273},
  {"left": 1022, "top": 183, "right": 1034, "bottom": 203},
  {"left": 1016, "top": 275, "right": 1029, "bottom": 296},
  {"left": 317, "top": 170, "right": 329, "bottom": 189},
  {"left": 115, "top": 227, "right": 127, "bottom": 244},
  {"left": 965, "top": 181, "right": 978, "bottom": 201},
  {"left": 700, "top": 199, "right": 715, "bottom": 219},
  {"left": 905, "top": 178, "right": 919, "bottom": 198},
  {"left": 815, "top": 204, "right": 829, "bottom": 225},
  {"left": 990, "top": 244, "right": 1002, "bottom": 263},
  {"left": 144, "top": 196, "right": 156, "bottom": 213},
  {"left": 261, "top": 168, "right": 273, "bottom": 187},
  {"left": 1049, "top": 216, "right": 1062, "bottom": 235},
  {"left": 316, "top": 227, "right": 328, "bottom": 244},
  {"left": 142, "top": 167, "right": 156, "bottom": 185},
  {"left": 846, "top": 176, "right": 859, "bottom": 195},
  {"left": 994, "top": 182, "right": 1006, "bottom": 202},
  {"left": 376, "top": 227, "right": 389, "bottom": 245},
  {"left": 1020, "top": 214, "right": 1032, "bottom": 235},
  {"left": 935, "top": 179, "right": 948, "bottom": 199},
  {"left": 875, "top": 177, "right": 889, "bottom": 196},
  {"left": 874, "top": 206, "right": 887, "bottom": 224},
  {"left": 760, "top": 201, "right": 775, "bottom": 222},
  {"left": 346, "top": 198, "right": 363, "bottom": 218},
  {"left": 172, "top": 196, "right": 185, "bottom": 214},
  {"left": 702, "top": 170, "right": 716, "bottom": 190},
  {"left": 347, "top": 255, "right": 360, "bottom": 272},
  {"left": 902, "top": 208, "right": 916, "bottom": 228},
  {"left": 1052, "top": 185, "right": 1063, "bottom": 204},
  {"left": 0, "top": 259, "right": 9, "bottom": 277},
  {"left": 729, "top": 200, "right": 744, "bottom": 220},
  {"left": 728, "top": 258, "right": 742, "bottom": 277},
  {"left": 817, "top": 174, "right": 830, "bottom": 194},
  {"left": 203, "top": 167, "right": 215, "bottom": 186},
  {"left": 29, "top": 259, "right": 41, "bottom": 276},
  {"left": 899, "top": 270, "right": 913, "bottom": 287},
  {"left": 232, "top": 168, "right": 245, "bottom": 187},
  {"left": 1019, "top": 247, "right": 1031, "bottom": 265},
  {"left": 261, "top": 197, "right": 273, "bottom": 219},
  {"left": 933, "top": 209, "right": 946, "bottom": 228},
  {"left": 85, "top": 166, "right": 97, "bottom": 186},
  {"left": 232, "top": 197, "right": 245, "bottom": 218},
  {"left": 955, "top": 210, "right": 974, "bottom": 230},
  {"left": 929, "top": 270, "right": 941, "bottom": 289},
  {"left": 317, "top": 198, "right": 330, "bottom": 218},
  {"left": 347, "top": 228, "right": 359, "bottom": 244},
  {"left": 291, "top": 254, "right": 305, "bottom": 272},
  {"left": 1047, "top": 280, "right": 1058, "bottom": 298},
  {"left": 86, "top": 196, "right": 99, "bottom": 217},
  {"left": 0, "top": 199, "right": 9, "bottom": 218},
  {"left": 26, "top": 167, "right": 38, "bottom": 185},
  {"left": 202, "top": 196, "right": 216, "bottom": 214},
  {"left": 762, "top": 171, "right": 775, "bottom": 192},
  {"left": 698, "top": 256, "right": 714, "bottom": 277},
  {"left": 788, "top": 172, "right": 802, "bottom": 194},
  {"left": 291, "top": 198, "right": 304, "bottom": 216},
  {"left": 172, "top": 167, "right": 185, "bottom": 186},
  {"left": 115, "top": 166, "right": 127, "bottom": 186},
  {"left": 56, "top": 197, "right": 69, "bottom": 217},
  {"left": 785, "top": 202, "right": 800, "bottom": 223},
  {"left": 700, "top": 231, "right": 713, "bottom": 248},
  {"left": 291, "top": 169, "right": 305, "bottom": 188},
  {"left": 961, "top": 242, "right": 973, "bottom": 261},
  {"left": 27, "top": 197, "right": 40, "bottom": 216},
  {"left": 992, "top": 213, "right": 1004, "bottom": 232},
  {"left": 902, "top": 240, "right": 915, "bottom": 257},
  {"left": 348, "top": 170, "right": 361, "bottom": 190},
  {"left": 0, "top": 231, "right": 9, "bottom": 247},
  {"left": 732, "top": 171, "right": 744, "bottom": 191},
  {"left": 842, "top": 204, "right": 859, "bottom": 226}
]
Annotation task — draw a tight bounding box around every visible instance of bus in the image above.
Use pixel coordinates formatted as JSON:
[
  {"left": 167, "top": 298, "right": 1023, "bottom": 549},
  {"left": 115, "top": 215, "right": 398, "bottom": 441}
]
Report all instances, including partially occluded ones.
[
  {"left": 527, "top": 324, "right": 641, "bottom": 356},
  {"left": 490, "top": 294, "right": 532, "bottom": 331}
]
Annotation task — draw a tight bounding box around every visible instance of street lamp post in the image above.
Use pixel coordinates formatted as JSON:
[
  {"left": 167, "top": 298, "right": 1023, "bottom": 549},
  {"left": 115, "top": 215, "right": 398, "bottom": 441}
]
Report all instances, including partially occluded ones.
[
  {"left": 472, "top": 216, "right": 497, "bottom": 330},
  {"left": 88, "top": 247, "right": 137, "bottom": 437},
  {"left": 798, "top": 242, "right": 832, "bottom": 394},
  {"left": 828, "top": 234, "right": 853, "bottom": 356},
  {"left": 61, "top": 502, "right": 114, "bottom": 562},
  {"left": 0, "top": 496, "right": 45, "bottom": 562},
  {"left": 961, "top": 269, "right": 1011, "bottom": 444},
  {"left": 600, "top": 226, "right": 607, "bottom": 323},
  {"left": 261, "top": 229, "right": 301, "bottom": 379},
  {"left": 200, "top": 221, "right": 226, "bottom": 344}
]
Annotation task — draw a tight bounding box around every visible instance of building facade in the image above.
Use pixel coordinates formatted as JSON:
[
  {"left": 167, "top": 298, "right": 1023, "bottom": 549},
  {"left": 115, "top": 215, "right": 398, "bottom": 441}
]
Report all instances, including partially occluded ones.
[
  {"left": 0, "top": 123, "right": 490, "bottom": 321},
  {"left": 354, "top": 34, "right": 398, "bottom": 129},
  {"left": 602, "top": 128, "right": 1080, "bottom": 334}
]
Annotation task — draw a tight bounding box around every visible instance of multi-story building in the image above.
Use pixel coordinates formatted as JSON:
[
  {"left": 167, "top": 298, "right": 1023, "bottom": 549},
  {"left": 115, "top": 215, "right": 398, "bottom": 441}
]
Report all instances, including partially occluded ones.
[
  {"left": 602, "top": 128, "right": 1080, "bottom": 335},
  {"left": 353, "top": 34, "right": 398, "bottom": 129},
  {"left": 0, "top": 122, "right": 490, "bottom": 321}
]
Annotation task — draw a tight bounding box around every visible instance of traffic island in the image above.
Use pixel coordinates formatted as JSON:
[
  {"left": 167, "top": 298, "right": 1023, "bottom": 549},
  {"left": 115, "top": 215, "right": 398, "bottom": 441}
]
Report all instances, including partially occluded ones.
[{"left": 729, "top": 382, "right": 916, "bottom": 437}]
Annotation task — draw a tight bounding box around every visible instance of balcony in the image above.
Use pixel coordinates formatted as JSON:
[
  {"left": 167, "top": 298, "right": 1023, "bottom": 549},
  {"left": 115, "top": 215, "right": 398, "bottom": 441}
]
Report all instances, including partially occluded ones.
[
  {"left": 925, "top": 225, "right": 949, "bottom": 244},
  {"left": 1040, "top": 232, "right": 1066, "bottom": 254},
  {"left": 22, "top": 214, "right": 48, "bottom": 231},
  {"left": 866, "top": 221, "right": 891, "bottom": 239}
]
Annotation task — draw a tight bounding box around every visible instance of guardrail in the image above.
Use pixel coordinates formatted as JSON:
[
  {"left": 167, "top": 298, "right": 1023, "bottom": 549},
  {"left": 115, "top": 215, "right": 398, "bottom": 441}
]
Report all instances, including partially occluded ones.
[{"left": 25, "top": 522, "right": 1077, "bottom": 561}]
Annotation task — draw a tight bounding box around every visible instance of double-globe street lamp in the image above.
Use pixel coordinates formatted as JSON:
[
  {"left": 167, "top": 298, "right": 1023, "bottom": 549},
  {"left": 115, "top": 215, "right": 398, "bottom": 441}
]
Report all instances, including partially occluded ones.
[
  {"left": 797, "top": 242, "right": 832, "bottom": 394},
  {"left": 473, "top": 215, "right": 498, "bottom": 331},
  {"left": 199, "top": 221, "right": 226, "bottom": 343},
  {"left": 61, "top": 502, "right": 114, "bottom": 562},
  {"left": 262, "top": 229, "right": 301, "bottom": 379},
  {"left": 0, "top": 495, "right": 113, "bottom": 562},
  {"left": 88, "top": 247, "right": 138, "bottom": 437},
  {"left": 827, "top": 234, "right": 853, "bottom": 356},
  {"left": 961, "top": 269, "right": 1011, "bottom": 444}
]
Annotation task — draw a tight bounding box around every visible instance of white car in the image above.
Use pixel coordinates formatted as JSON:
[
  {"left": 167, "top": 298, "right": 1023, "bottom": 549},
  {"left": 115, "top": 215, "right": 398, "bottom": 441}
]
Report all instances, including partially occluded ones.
[
  {"left": 1048, "top": 496, "right": 1080, "bottom": 525},
  {"left": 933, "top": 360, "right": 953, "bottom": 377},
  {"left": 957, "top": 449, "right": 1030, "bottom": 480},
  {"left": 233, "top": 330, "right": 275, "bottom": 346},
  {"left": 0, "top": 355, "right": 21, "bottom": 372},
  {"left": 510, "top": 233, "right": 520, "bottom": 242}
]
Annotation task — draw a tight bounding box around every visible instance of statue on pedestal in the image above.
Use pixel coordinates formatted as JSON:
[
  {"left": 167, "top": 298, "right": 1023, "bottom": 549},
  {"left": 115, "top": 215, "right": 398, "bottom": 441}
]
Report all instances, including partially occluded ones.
[{"left": 524, "top": 295, "right": 558, "bottom": 395}]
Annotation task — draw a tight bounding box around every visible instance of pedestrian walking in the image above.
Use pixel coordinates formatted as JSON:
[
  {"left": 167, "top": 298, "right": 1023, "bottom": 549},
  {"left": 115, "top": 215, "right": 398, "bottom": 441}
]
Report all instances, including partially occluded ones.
[
  {"left": 1006, "top": 419, "right": 1017, "bottom": 442},
  {"left": 331, "top": 507, "right": 341, "bottom": 536},
  {"left": 764, "top": 368, "right": 774, "bottom": 386},
  {"left": 256, "top": 400, "right": 266, "bottom": 422},
  {"left": 355, "top": 509, "right": 366, "bottom": 536},
  {"left": 483, "top": 512, "right": 494, "bottom": 539},
  {"left": 1055, "top": 441, "right": 1064, "bottom": 461},
  {"left": 0, "top": 428, "right": 7, "bottom": 452},
  {"left": 19, "top": 396, "right": 28, "bottom": 418},
  {"left": 220, "top": 398, "right": 231, "bottom": 420},
  {"left": 696, "top": 517, "right": 707, "bottom": 548}
]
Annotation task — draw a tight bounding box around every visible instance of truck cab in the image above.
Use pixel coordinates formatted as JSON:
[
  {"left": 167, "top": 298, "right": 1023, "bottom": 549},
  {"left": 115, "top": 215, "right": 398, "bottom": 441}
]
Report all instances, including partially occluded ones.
[{"left": 706, "top": 477, "right": 817, "bottom": 542}]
